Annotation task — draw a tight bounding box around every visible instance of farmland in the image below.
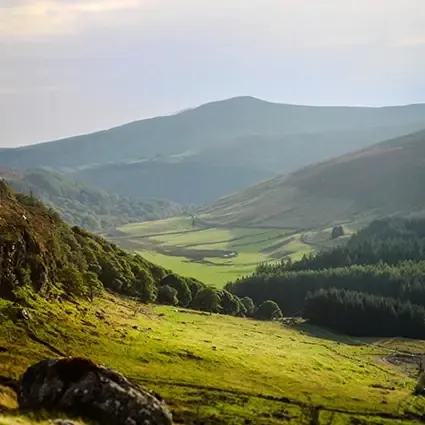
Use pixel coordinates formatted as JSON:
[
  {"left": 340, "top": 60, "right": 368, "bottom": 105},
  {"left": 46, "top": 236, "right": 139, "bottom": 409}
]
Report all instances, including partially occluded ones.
[{"left": 110, "top": 217, "right": 352, "bottom": 286}]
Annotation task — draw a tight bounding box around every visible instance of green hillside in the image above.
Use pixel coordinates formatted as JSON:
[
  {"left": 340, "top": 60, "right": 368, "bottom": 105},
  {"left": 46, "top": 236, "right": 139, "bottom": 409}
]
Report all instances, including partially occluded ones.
[
  {"left": 2, "top": 194, "right": 425, "bottom": 424},
  {"left": 202, "top": 129, "right": 425, "bottom": 229},
  {"left": 2, "top": 169, "right": 183, "bottom": 231},
  {"left": 2, "top": 97, "right": 425, "bottom": 204}
]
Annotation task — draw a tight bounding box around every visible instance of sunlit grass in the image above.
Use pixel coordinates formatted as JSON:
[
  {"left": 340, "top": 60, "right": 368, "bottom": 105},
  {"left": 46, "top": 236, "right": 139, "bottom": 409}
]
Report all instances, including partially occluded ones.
[
  {"left": 115, "top": 218, "right": 318, "bottom": 286},
  {"left": 2, "top": 293, "right": 425, "bottom": 424}
]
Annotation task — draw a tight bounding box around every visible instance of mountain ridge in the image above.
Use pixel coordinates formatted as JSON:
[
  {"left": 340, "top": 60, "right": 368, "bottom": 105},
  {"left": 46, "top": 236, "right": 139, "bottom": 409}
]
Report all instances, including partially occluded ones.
[{"left": 3, "top": 96, "right": 425, "bottom": 205}]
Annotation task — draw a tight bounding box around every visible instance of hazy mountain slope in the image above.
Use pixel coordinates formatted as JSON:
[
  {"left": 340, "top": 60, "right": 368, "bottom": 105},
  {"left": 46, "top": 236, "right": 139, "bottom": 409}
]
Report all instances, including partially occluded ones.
[
  {"left": 70, "top": 160, "right": 273, "bottom": 204},
  {"left": 3, "top": 97, "right": 425, "bottom": 170},
  {"left": 201, "top": 130, "right": 425, "bottom": 229},
  {"left": 3, "top": 97, "right": 425, "bottom": 205},
  {"left": 191, "top": 122, "right": 424, "bottom": 173},
  {"left": 2, "top": 169, "right": 183, "bottom": 231}
]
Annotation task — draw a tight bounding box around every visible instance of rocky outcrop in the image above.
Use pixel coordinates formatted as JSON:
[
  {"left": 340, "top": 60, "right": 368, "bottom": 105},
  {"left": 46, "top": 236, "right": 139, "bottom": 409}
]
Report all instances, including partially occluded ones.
[{"left": 18, "top": 357, "right": 173, "bottom": 425}]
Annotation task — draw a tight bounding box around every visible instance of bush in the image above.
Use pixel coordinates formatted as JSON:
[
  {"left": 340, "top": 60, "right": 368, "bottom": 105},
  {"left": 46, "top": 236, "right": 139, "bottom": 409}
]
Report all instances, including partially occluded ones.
[
  {"left": 186, "top": 278, "right": 206, "bottom": 299},
  {"left": 191, "top": 287, "right": 221, "bottom": 313},
  {"left": 254, "top": 300, "right": 283, "bottom": 321},
  {"left": 157, "top": 285, "right": 179, "bottom": 306},
  {"left": 160, "top": 274, "right": 192, "bottom": 307},
  {"left": 240, "top": 297, "right": 255, "bottom": 316},
  {"left": 219, "top": 290, "right": 240, "bottom": 316}
]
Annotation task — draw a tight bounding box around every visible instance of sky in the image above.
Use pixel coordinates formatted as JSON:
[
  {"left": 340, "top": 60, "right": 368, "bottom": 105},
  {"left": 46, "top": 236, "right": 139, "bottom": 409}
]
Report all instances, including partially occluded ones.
[{"left": 1, "top": 0, "right": 425, "bottom": 147}]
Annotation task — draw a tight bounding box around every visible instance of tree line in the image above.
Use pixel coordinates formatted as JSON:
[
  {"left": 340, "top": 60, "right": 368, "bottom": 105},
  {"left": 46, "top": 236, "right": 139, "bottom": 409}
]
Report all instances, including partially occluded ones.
[
  {"left": 227, "top": 218, "right": 425, "bottom": 337},
  {"left": 304, "top": 288, "right": 425, "bottom": 339}
]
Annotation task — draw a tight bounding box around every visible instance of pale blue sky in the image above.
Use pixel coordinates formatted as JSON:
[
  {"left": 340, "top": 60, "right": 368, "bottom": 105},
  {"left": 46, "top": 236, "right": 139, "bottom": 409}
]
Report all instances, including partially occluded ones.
[{"left": 1, "top": 0, "right": 425, "bottom": 147}]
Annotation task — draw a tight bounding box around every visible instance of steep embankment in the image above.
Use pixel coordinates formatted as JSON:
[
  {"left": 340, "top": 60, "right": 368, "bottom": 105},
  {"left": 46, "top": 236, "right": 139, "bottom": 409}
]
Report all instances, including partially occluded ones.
[
  {"left": 0, "top": 181, "right": 166, "bottom": 301},
  {"left": 202, "top": 129, "right": 425, "bottom": 229}
]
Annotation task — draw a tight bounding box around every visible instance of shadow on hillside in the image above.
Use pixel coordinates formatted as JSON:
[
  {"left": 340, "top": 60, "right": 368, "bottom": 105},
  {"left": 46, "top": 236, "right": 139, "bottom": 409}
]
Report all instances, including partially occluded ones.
[{"left": 283, "top": 320, "right": 364, "bottom": 346}]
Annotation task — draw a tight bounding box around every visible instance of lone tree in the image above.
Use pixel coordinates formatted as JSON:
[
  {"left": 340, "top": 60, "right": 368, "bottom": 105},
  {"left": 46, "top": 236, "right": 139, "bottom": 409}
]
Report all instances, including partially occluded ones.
[
  {"left": 254, "top": 300, "right": 283, "bottom": 321},
  {"left": 331, "top": 225, "right": 345, "bottom": 239}
]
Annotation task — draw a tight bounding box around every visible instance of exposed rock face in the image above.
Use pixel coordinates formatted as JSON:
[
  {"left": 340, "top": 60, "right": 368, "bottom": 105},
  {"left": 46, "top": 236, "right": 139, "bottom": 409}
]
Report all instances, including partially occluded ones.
[{"left": 18, "top": 357, "right": 173, "bottom": 425}]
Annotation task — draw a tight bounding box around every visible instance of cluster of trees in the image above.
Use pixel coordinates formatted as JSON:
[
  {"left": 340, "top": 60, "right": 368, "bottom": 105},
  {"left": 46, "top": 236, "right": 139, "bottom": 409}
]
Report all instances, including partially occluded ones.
[
  {"left": 304, "top": 288, "right": 425, "bottom": 339},
  {"left": 8, "top": 170, "right": 183, "bottom": 231},
  {"left": 155, "top": 273, "right": 282, "bottom": 320},
  {"left": 228, "top": 261, "right": 425, "bottom": 316},
  {"left": 257, "top": 218, "right": 425, "bottom": 275},
  {"left": 2, "top": 184, "right": 284, "bottom": 321},
  {"left": 228, "top": 218, "right": 425, "bottom": 337}
]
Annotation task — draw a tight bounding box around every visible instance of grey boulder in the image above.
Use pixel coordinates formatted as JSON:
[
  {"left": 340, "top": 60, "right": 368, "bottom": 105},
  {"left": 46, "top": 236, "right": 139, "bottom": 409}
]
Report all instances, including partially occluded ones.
[{"left": 18, "top": 357, "right": 173, "bottom": 425}]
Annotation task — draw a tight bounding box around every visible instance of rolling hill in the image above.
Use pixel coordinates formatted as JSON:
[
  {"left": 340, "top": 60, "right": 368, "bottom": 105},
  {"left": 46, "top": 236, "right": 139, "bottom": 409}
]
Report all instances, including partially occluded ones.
[
  {"left": 1, "top": 169, "right": 183, "bottom": 231},
  {"left": 3, "top": 183, "right": 425, "bottom": 425},
  {"left": 2, "top": 97, "right": 425, "bottom": 204},
  {"left": 201, "top": 129, "right": 425, "bottom": 229}
]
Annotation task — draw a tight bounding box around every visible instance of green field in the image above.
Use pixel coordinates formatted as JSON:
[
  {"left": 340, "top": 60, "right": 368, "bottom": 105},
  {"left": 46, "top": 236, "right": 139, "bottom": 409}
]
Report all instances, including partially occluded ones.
[
  {"left": 2, "top": 292, "right": 425, "bottom": 424},
  {"left": 111, "top": 217, "right": 351, "bottom": 286}
]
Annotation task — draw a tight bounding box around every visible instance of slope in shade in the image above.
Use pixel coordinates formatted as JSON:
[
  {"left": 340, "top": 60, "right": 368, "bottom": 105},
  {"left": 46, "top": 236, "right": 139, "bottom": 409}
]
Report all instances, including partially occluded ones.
[{"left": 202, "top": 129, "right": 425, "bottom": 229}]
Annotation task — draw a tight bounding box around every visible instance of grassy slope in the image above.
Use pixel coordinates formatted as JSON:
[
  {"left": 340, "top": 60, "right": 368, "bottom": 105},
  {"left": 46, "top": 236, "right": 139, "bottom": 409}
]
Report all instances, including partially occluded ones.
[
  {"left": 202, "top": 130, "right": 425, "bottom": 230},
  {"left": 2, "top": 292, "right": 425, "bottom": 425},
  {"left": 111, "top": 217, "right": 350, "bottom": 286}
]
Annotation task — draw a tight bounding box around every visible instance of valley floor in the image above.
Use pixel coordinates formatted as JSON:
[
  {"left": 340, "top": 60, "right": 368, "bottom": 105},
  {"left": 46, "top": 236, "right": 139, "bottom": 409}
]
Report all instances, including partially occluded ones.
[
  {"left": 2, "top": 293, "right": 425, "bottom": 424},
  {"left": 110, "top": 217, "right": 352, "bottom": 287}
]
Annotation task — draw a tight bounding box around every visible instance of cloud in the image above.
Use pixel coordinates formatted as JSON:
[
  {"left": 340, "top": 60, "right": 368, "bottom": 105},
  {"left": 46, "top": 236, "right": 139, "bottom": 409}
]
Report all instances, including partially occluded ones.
[{"left": 0, "top": 0, "right": 143, "bottom": 37}]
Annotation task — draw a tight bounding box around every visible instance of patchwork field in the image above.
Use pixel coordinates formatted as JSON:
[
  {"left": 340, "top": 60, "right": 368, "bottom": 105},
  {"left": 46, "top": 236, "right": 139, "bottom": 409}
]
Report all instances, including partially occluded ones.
[
  {"left": 2, "top": 293, "right": 425, "bottom": 424},
  {"left": 109, "top": 217, "right": 352, "bottom": 287}
]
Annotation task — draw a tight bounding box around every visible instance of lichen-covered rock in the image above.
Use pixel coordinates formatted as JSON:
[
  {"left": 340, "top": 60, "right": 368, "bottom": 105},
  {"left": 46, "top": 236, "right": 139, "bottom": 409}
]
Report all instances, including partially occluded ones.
[{"left": 18, "top": 357, "right": 173, "bottom": 425}]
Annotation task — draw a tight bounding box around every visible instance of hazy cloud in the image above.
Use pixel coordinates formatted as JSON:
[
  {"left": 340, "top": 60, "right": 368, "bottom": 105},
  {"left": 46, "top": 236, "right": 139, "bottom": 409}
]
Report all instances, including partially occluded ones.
[{"left": 0, "top": 0, "right": 143, "bottom": 37}]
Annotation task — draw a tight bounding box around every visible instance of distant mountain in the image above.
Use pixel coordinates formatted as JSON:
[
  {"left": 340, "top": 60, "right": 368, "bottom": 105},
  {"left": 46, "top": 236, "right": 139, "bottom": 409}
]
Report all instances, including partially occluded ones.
[
  {"left": 2, "top": 97, "right": 425, "bottom": 204},
  {"left": 2, "top": 169, "right": 183, "bottom": 231},
  {"left": 201, "top": 129, "right": 425, "bottom": 229}
]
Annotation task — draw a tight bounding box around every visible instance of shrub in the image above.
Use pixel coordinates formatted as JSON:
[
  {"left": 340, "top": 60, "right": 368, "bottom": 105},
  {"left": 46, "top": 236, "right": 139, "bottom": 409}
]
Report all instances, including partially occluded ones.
[
  {"left": 240, "top": 297, "right": 255, "bottom": 316},
  {"left": 219, "top": 290, "right": 240, "bottom": 316},
  {"left": 157, "top": 285, "right": 179, "bottom": 306}
]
